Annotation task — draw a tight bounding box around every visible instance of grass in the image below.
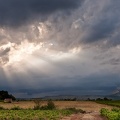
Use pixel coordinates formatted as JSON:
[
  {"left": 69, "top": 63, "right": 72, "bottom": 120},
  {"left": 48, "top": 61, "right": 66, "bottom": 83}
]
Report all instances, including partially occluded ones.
[{"left": 0, "top": 109, "right": 83, "bottom": 120}]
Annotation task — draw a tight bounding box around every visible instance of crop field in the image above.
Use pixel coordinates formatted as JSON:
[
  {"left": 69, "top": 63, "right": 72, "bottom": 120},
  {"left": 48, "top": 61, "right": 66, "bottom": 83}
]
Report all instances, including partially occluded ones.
[
  {"left": 101, "top": 108, "right": 120, "bottom": 120},
  {"left": 0, "top": 101, "right": 114, "bottom": 120},
  {"left": 0, "top": 101, "right": 113, "bottom": 112},
  {"left": 0, "top": 109, "right": 75, "bottom": 120}
]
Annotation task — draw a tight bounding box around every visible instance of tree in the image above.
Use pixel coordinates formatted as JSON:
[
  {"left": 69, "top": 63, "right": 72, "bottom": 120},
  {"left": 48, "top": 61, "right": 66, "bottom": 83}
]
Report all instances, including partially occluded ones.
[
  {"left": 0, "top": 90, "right": 16, "bottom": 100},
  {"left": 103, "top": 97, "right": 109, "bottom": 101}
]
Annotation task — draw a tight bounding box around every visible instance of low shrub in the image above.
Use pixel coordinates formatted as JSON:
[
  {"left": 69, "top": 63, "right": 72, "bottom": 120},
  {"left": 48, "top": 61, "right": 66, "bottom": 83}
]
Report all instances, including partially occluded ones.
[
  {"left": 33, "top": 100, "right": 56, "bottom": 110},
  {"left": 47, "top": 100, "right": 56, "bottom": 110},
  {"left": 33, "top": 99, "right": 41, "bottom": 110}
]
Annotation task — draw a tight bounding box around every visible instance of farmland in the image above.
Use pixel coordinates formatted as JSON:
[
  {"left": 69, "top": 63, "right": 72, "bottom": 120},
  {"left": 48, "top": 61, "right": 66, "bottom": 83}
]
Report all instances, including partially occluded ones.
[
  {"left": 0, "top": 101, "right": 113, "bottom": 111},
  {"left": 0, "top": 101, "right": 114, "bottom": 120},
  {"left": 0, "top": 109, "right": 76, "bottom": 120}
]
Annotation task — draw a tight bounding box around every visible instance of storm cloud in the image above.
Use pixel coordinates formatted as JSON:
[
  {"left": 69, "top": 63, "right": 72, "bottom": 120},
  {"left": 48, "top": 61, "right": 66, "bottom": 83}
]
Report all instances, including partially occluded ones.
[
  {"left": 0, "top": 0, "right": 120, "bottom": 98},
  {"left": 0, "top": 0, "right": 83, "bottom": 27}
]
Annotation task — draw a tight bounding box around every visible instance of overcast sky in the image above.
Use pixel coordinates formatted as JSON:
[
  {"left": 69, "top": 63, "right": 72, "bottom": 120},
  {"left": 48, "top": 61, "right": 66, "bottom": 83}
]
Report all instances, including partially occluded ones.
[{"left": 0, "top": 0, "right": 120, "bottom": 98}]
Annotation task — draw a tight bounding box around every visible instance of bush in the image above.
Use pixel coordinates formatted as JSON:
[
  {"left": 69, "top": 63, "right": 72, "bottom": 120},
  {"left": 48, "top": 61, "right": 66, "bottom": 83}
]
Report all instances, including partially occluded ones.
[
  {"left": 33, "top": 99, "right": 41, "bottom": 110},
  {"left": 47, "top": 100, "right": 56, "bottom": 110},
  {"left": 33, "top": 100, "right": 56, "bottom": 110}
]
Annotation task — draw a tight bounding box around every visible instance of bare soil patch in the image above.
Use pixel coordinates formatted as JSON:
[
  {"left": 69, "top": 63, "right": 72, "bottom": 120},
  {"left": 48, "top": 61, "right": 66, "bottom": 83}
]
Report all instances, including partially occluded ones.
[{"left": 61, "top": 112, "right": 107, "bottom": 120}]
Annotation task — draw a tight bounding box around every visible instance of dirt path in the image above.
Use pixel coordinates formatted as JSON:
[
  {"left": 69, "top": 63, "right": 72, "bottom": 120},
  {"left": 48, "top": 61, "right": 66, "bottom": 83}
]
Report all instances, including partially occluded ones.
[{"left": 61, "top": 112, "right": 107, "bottom": 120}]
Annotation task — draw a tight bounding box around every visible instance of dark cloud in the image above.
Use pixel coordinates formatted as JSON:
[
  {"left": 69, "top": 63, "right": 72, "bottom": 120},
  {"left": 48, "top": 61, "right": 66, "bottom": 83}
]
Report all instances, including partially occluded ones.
[
  {"left": 0, "top": 0, "right": 83, "bottom": 27},
  {"left": 82, "top": 18, "right": 118, "bottom": 44},
  {"left": 75, "top": 0, "right": 120, "bottom": 47},
  {"left": 0, "top": 0, "right": 120, "bottom": 98},
  {"left": 1, "top": 73, "right": 118, "bottom": 97}
]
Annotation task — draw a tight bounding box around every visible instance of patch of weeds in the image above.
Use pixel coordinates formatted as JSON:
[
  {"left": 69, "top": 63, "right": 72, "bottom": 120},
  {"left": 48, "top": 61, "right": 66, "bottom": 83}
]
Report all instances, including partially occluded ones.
[
  {"left": 47, "top": 100, "right": 56, "bottom": 110},
  {"left": 33, "top": 100, "right": 56, "bottom": 110}
]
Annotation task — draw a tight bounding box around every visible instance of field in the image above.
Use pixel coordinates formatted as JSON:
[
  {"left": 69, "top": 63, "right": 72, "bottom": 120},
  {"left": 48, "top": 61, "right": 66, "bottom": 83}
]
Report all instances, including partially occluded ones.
[
  {"left": 0, "top": 109, "right": 76, "bottom": 120},
  {"left": 96, "top": 100, "right": 120, "bottom": 107},
  {"left": 0, "top": 101, "right": 114, "bottom": 120},
  {"left": 0, "top": 101, "right": 113, "bottom": 112}
]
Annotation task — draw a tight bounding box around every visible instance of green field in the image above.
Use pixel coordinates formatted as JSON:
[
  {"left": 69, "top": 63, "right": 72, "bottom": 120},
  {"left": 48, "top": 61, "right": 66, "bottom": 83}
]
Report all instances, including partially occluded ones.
[
  {"left": 96, "top": 100, "right": 120, "bottom": 107},
  {"left": 101, "top": 108, "right": 120, "bottom": 120},
  {"left": 0, "top": 109, "right": 75, "bottom": 120}
]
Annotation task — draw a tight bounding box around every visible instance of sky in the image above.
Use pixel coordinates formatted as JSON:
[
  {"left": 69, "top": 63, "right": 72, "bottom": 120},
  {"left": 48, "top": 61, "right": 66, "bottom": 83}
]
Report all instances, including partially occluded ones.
[{"left": 0, "top": 0, "right": 120, "bottom": 98}]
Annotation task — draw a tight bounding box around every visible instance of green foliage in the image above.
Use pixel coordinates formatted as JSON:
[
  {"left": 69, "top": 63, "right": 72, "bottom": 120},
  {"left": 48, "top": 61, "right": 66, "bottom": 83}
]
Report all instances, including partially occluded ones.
[
  {"left": 112, "top": 108, "right": 120, "bottom": 112},
  {"left": 101, "top": 108, "right": 120, "bottom": 120},
  {"left": 0, "top": 109, "right": 76, "bottom": 120},
  {"left": 64, "top": 108, "right": 86, "bottom": 114},
  {"left": 0, "top": 102, "right": 85, "bottom": 120}
]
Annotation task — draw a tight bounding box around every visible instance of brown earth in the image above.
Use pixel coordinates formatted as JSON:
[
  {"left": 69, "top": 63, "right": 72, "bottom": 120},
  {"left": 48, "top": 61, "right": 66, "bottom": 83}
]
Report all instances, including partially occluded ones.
[
  {"left": 0, "top": 101, "right": 113, "bottom": 112},
  {"left": 61, "top": 112, "right": 107, "bottom": 120}
]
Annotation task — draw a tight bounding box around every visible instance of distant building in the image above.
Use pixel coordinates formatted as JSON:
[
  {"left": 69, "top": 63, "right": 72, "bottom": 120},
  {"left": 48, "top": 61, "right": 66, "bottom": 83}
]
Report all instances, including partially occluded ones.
[{"left": 4, "top": 98, "right": 12, "bottom": 103}]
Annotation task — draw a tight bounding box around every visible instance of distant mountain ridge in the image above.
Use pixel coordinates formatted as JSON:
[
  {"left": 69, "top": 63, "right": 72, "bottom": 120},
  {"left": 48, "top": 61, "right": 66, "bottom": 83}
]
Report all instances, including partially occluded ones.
[
  {"left": 16, "top": 94, "right": 120, "bottom": 100},
  {"left": 41, "top": 95, "right": 120, "bottom": 100}
]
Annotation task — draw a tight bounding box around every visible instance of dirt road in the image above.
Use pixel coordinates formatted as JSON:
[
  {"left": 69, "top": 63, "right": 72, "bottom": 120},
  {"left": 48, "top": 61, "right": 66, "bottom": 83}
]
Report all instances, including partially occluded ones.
[{"left": 61, "top": 111, "right": 107, "bottom": 120}]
